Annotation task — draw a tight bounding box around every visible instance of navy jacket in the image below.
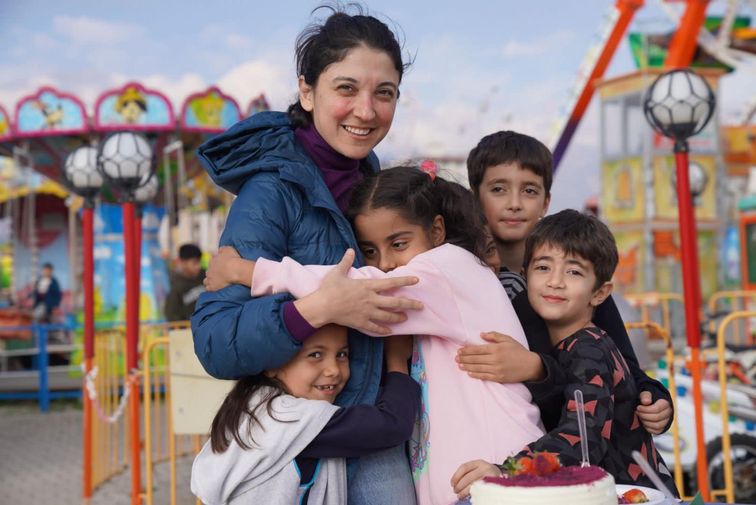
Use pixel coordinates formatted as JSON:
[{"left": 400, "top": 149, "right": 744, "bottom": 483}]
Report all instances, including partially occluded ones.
[{"left": 191, "top": 112, "right": 382, "bottom": 410}]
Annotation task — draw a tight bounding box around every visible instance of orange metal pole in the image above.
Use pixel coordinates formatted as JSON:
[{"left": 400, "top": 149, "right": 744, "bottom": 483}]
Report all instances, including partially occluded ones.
[{"left": 664, "top": 0, "right": 710, "bottom": 68}]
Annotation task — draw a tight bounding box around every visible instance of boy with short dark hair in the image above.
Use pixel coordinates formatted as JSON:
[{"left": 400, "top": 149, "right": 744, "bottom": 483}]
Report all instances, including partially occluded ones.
[
  {"left": 164, "top": 244, "right": 206, "bottom": 322},
  {"left": 458, "top": 130, "right": 672, "bottom": 437},
  {"left": 467, "top": 130, "right": 552, "bottom": 299},
  {"left": 453, "top": 210, "right": 677, "bottom": 496}
]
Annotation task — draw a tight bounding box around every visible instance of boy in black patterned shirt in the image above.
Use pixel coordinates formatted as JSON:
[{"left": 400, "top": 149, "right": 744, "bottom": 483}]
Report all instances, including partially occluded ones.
[{"left": 453, "top": 210, "right": 677, "bottom": 497}]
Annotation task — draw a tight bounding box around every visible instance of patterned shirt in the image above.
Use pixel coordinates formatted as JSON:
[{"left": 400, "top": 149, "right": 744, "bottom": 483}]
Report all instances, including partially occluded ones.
[
  {"left": 515, "top": 327, "right": 678, "bottom": 496},
  {"left": 498, "top": 267, "right": 527, "bottom": 300}
]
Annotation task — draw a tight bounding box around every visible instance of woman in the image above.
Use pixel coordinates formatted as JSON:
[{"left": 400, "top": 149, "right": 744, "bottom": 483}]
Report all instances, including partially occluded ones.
[{"left": 191, "top": 6, "right": 421, "bottom": 504}]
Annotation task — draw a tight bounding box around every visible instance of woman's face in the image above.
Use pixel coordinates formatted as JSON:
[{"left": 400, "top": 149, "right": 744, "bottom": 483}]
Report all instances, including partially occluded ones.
[{"left": 299, "top": 45, "right": 400, "bottom": 160}]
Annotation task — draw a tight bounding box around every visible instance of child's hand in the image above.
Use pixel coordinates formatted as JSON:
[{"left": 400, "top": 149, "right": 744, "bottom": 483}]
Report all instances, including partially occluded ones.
[
  {"left": 384, "top": 335, "right": 413, "bottom": 374},
  {"left": 451, "top": 459, "right": 501, "bottom": 499},
  {"left": 635, "top": 391, "right": 672, "bottom": 435},
  {"left": 456, "top": 332, "right": 545, "bottom": 383},
  {"left": 204, "top": 246, "right": 253, "bottom": 291}
]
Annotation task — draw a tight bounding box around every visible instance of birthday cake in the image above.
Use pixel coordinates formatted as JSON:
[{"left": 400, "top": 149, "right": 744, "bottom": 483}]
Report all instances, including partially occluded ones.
[{"left": 469, "top": 453, "right": 617, "bottom": 505}]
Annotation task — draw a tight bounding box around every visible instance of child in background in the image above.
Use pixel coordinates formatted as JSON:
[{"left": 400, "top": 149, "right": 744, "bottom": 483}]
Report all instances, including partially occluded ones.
[
  {"left": 457, "top": 131, "right": 674, "bottom": 436},
  {"left": 164, "top": 243, "right": 206, "bottom": 322},
  {"left": 452, "top": 210, "right": 677, "bottom": 498},
  {"left": 204, "top": 166, "right": 546, "bottom": 505},
  {"left": 191, "top": 325, "right": 419, "bottom": 505}
]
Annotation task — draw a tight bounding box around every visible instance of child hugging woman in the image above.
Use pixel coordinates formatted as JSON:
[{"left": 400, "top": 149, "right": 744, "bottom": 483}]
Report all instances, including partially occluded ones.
[{"left": 205, "top": 166, "right": 547, "bottom": 504}]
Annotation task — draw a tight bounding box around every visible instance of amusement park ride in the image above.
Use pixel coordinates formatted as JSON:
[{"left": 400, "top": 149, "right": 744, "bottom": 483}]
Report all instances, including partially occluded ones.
[{"left": 0, "top": 1, "right": 753, "bottom": 504}]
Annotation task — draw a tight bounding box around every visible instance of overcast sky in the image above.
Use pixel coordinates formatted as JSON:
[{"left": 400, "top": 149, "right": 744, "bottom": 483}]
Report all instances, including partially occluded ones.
[{"left": 1, "top": 0, "right": 753, "bottom": 211}]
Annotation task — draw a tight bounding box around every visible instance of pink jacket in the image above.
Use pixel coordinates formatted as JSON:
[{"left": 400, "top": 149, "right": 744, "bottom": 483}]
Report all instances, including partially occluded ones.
[{"left": 252, "top": 244, "right": 545, "bottom": 505}]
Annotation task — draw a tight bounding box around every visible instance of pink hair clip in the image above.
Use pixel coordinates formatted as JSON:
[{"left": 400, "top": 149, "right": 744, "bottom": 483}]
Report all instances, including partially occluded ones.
[{"left": 420, "top": 159, "right": 438, "bottom": 181}]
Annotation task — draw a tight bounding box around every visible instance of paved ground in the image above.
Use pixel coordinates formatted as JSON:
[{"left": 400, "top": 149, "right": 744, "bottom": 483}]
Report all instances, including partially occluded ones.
[{"left": 0, "top": 401, "right": 195, "bottom": 505}]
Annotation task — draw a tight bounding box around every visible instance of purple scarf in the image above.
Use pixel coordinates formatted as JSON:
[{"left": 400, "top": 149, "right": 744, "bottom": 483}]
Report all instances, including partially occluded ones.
[{"left": 294, "top": 124, "right": 363, "bottom": 213}]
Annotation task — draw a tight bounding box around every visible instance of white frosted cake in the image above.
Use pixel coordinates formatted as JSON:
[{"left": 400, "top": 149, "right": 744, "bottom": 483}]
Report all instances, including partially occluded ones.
[{"left": 470, "top": 465, "right": 617, "bottom": 505}]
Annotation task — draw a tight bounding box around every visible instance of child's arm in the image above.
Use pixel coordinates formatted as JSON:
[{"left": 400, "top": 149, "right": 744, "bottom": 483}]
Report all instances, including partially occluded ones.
[
  {"left": 298, "top": 368, "right": 420, "bottom": 458},
  {"left": 253, "top": 250, "right": 478, "bottom": 344},
  {"left": 593, "top": 296, "right": 674, "bottom": 435},
  {"left": 515, "top": 334, "right": 616, "bottom": 467}
]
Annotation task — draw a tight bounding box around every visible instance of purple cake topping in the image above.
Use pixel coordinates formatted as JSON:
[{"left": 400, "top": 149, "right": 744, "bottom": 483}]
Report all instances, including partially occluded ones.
[{"left": 483, "top": 466, "right": 608, "bottom": 488}]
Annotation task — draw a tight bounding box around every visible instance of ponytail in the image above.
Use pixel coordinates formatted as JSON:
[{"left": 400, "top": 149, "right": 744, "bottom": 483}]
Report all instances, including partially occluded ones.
[
  {"left": 347, "top": 166, "right": 489, "bottom": 262},
  {"left": 209, "top": 375, "right": 288, "bottom": 453}
]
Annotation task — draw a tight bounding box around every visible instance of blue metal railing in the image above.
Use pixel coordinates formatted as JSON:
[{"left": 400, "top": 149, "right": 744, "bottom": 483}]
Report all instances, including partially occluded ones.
[{"left": 0, "top": 322, "right": 80, "bottom": 412}]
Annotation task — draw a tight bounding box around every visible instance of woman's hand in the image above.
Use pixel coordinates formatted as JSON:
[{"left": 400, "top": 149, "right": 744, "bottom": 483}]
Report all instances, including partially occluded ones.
[
  {"left": 204, "top": 246, "right": 255, "bottom": 291},
  {"left": 635, "top": 391, "right": 672, "bottom": 435},
  {"left": 451, "top": 459, "right": 501, "bottom": 500},
  {"left": 456, "top": 332, "right": 545, "bottom": 383},
  {"left": 384, "top": 335, "right": 414, "bottom": 374},
  {"left": 294, "top": 249, "right": 423, "bottom": 334}
]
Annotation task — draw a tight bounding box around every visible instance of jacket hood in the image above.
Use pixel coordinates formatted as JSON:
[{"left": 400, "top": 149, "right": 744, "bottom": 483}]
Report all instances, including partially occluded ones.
[{"left": 196, "top": 111, "right": 313, "bottom": 195}]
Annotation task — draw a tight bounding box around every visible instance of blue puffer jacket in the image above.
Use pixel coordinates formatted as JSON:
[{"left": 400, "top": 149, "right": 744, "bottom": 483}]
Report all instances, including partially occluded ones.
[{"left": 191, "top": 111, "right": 382, "bottom": 409}]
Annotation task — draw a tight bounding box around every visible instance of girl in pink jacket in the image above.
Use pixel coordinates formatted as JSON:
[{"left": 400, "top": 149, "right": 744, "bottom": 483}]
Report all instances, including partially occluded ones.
[{"left": 205, "top": 166, "right": 544, "bottom": 504}]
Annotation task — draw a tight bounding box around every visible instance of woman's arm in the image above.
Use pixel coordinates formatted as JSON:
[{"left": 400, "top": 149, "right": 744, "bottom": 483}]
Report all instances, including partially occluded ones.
[
  {"left": 191, "top": 176, "right": 303, "bottom": 379},
  {"left": 251, "top": 250, "right": 497, "bottom": 345},
  {"left": 193, "top": 179, "right": 423, "bottom": 379}
]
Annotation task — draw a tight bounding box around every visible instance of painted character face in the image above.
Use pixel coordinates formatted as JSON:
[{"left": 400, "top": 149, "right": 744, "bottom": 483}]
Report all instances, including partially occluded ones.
[
  {"left": 268, "top": 325, "right": 350, "bottom": 403},
  {"left": 299, "top": 45, "right": 400, "bottom": 160},
  {"left": 354, "top": 207, "right": 444, "bottom": 272},
  {"left": 120, "top": 101, "right": 144, "bottom": 124},
  {"left": 477, "top": 163, "right": 549, "bottom": 245}
]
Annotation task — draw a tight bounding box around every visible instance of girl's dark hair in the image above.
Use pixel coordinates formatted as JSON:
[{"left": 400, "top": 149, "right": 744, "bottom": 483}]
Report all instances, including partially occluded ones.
[
  {"left": 347, "top": 166, "right": 489, "bottom": 262},
  {"left": 287, "top": 3, "right": 410, "bottom": 128},
  {"left": 210, "top": 375, "right": 289, "bottom": 453}
]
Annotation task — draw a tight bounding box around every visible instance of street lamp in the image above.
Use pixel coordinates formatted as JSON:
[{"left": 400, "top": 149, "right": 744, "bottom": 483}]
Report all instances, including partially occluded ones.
[
  {"left": 62, "top": 145, "right": 102, "bottom": 501},
  {"left": 97, "top": 131, "right": 154, "bottom": 505},
  {"left": 643, "top": 68, "right": 715, "bottom": 500}
]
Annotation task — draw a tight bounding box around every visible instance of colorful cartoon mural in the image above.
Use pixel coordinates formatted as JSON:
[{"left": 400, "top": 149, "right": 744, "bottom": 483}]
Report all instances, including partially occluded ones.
[
  {"left": 94, "top": 203, "right": 169, "bottom": 322},
  {"left": 601, "top": 157, "right": 645, "bottom": 223},
  {"left": 247, "top": 94, "right": 271, "bottom": 117},
  {"left": 0, "top": 106, "right": 11, "bottom": 140},
  {"left": 94, "top": 82, "right": 175, "bottom": 131},
  {"left": 613, "top": 230, "right": 645, "bottom": 293},
  {"left": 181, "top": 87, "right": 241, "bottom": 132},
  {"left": 652, "top": 229, "right": 718, "bottom": 298},
  {"left": 14, "top": 87, "right": 88, "bottom": 137},
  {"left": 652, "top": 155, "right": 718, "bottom": 222}
]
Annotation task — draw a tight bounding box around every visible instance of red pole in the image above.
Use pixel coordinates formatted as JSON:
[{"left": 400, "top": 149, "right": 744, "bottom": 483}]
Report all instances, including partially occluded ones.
[
  {"left": 122, "top": 201, "right": 141, "bottom": 505},
  {"left": 673, "top": 144, "right": 710, "bottom": 500},
  {"left": 82, "top": 203, "right": 94, "bottom": 500},
  {"left": 134, "top": 207, "right": 142, "bottom": 339}
]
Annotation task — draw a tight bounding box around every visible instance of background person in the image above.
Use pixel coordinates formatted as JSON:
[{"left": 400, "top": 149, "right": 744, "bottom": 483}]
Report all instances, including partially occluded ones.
[{"left": 164, "top": 243, "right": 206, "bottom": 322}]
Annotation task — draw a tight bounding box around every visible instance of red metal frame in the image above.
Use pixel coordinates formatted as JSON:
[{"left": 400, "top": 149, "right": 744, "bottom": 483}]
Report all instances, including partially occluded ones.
[
  {"left": 552, "top": 0, "right": 644, "bottom": 170},
  {"left": 664, "top": 0, "right": 711, "bottom": 68}
]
